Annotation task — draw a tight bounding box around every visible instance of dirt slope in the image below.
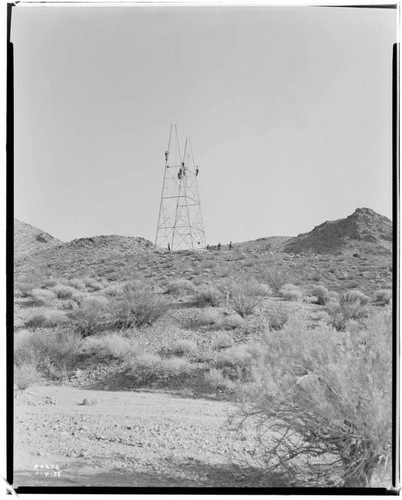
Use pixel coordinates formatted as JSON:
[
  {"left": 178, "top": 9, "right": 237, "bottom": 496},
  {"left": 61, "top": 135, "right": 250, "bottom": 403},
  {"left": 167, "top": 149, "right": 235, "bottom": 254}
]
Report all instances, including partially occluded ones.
[{"left": 283, "top": 208, "right": 392, "bottom": 255}]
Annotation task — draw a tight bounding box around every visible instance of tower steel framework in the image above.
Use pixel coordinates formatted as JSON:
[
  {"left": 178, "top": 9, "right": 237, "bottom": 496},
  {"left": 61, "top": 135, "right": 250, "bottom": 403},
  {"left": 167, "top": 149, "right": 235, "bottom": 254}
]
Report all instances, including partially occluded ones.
[{"left": 155, "top": 125, "right": 206, "bottom": 251}]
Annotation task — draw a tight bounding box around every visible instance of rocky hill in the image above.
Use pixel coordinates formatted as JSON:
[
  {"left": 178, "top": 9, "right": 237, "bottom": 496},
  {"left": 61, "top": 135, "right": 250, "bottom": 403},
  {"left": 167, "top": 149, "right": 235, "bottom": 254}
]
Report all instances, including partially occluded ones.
[
  {"left": 14, "top": 218, "right": 62, "bottom": 260},
  {"left": 283, "top": 208, "right": 392, "bottom": 255}
]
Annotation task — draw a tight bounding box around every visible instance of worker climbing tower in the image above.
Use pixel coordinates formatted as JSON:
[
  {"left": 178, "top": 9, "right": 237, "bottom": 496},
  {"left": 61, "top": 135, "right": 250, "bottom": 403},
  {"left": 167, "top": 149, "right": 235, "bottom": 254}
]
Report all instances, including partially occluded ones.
[{"left": 155, "top": 125, "right": 206, "bottom": 251}]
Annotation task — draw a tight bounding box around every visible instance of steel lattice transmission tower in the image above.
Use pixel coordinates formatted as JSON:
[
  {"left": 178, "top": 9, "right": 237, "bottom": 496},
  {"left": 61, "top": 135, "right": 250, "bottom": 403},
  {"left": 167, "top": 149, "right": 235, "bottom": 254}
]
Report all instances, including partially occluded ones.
[{"left": 155, "top": 125, "right": 206, "bottom": 251}]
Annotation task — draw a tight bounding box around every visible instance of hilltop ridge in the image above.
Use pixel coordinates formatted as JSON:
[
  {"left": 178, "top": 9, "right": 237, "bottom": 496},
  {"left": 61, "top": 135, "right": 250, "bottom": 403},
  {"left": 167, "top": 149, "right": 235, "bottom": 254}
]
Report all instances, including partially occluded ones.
[{"left": 283, "top": 208, "right": 392, "bottom": 255}]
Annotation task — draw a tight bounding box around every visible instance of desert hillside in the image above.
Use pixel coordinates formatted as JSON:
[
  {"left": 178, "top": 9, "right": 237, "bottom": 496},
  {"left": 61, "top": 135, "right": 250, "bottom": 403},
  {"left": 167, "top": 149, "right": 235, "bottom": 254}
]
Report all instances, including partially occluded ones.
[
  {"left": 14, "top": 218, "right": 62, "bottom": 260},
  {"left": 283, "top": 208, "right": 392, "bottom": 255},
  {"left": 13, "top": 208, "right": 393, "bottom": 489}
]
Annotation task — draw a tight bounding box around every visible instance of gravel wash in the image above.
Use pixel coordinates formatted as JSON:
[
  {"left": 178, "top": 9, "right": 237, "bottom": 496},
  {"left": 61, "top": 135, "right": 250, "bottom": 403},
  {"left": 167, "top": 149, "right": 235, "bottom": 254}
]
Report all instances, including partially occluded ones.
[{"left": 14, "top": 385, "right": 258, "bottom": 488}]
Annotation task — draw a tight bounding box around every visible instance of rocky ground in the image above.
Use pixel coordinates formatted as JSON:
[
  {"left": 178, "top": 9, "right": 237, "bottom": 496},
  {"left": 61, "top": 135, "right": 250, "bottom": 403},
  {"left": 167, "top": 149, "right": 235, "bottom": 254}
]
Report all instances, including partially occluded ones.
[{"left": 14, "top": 385, "right": 278, "bottom": 488}]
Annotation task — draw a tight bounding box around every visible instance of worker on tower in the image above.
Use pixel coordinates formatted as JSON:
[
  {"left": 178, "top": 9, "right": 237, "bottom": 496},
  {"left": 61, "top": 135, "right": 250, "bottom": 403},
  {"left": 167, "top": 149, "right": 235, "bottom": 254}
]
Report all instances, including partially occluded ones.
[
  {"left": 229, "top": 241, "right": 232, "bottom": 250},
  {"left": 165, "top": 150, "right": 169, "bottom": 162},
  {"left": 217, "top": 243, "right": 221, "bottom": 251},
  {"left": 178, "top": 167, "right": 183, "bottom": 180},
  {"left": 196, "top": 166, "right": 199, "bottom": 176}
]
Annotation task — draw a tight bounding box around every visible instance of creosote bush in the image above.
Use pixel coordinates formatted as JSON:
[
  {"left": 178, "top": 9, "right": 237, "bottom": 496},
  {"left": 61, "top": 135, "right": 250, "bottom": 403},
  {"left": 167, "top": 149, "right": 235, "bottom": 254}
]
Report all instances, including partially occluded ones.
[
  {"left": 51, "top": 284, "right": 76, "bottom": 300},
  {"left": 110, "top": 284, "right": 166, "bottom": 329},
  {"left": 82, "top": 333, "right": 138, "bottom": 361},
  {"left": 225, "top": 280, "right": 269, "bottom": 317},
  {"left": 374, "top": 289, "right": 392, "bottom": 306},
  {"left": 125, "top": 353, "right": 193, "bottom": 386},
  {"left": 231, "top": 312, "right": 392, "bottom": 487},
  {"left": 280, "top": 284, "right": 303, "bottom": 302},
  {"left": 215, "top": 343, "right": 261, "bottom": 380},
  {"left": 268, "top": 305, "right": 289, "bottom": 331},
  {"left": 14, "top": 329, "right": 83, "bottom": 378},
  {"left": 166, "top": 339, "right": 198, "bottom": 358},
  {"left": 166, "top": 279, "right": 196, "bottom": 295},
  {"left": 14, "top": 363, "right": 41, "bottom": 390},
  {"left": 74, "top": 296, "right": 109, "bottom": 336},
  {"left": 192, "top": 285, "right": 222, "bottom": 307},
  {"left": 327, "top": 290, "right": 369, "bottom": 331},
  {"left": 29, "top": 288, "right": 57, "bottom": 306}
]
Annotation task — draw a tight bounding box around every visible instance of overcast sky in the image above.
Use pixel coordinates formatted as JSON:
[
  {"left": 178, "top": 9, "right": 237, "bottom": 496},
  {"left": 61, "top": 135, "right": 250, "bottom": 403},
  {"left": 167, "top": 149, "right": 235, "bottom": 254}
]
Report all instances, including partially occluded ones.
[{"left": 11, "top": 5, "right": 397, "bottom": 245}]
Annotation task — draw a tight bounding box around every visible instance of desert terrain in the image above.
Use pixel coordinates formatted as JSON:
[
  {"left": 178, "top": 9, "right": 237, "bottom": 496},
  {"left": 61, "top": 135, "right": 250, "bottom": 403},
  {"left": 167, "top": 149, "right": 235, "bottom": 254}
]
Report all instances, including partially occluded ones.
[{"left": 13, "top": 208, "right": 394, "bottom": 489}]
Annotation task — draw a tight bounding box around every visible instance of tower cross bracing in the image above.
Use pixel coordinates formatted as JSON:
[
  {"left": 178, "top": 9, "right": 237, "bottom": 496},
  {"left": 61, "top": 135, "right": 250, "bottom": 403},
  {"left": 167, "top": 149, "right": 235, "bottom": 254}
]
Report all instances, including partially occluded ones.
[{"left": 155, "top": 125, "right": 206, "bottom": 251}]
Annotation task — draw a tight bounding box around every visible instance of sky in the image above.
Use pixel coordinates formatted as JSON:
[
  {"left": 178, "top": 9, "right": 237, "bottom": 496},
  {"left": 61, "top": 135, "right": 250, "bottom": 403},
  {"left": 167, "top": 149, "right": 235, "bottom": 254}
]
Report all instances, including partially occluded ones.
[{"left": 11, "top": 4, "right": 397, "bottom": 245}]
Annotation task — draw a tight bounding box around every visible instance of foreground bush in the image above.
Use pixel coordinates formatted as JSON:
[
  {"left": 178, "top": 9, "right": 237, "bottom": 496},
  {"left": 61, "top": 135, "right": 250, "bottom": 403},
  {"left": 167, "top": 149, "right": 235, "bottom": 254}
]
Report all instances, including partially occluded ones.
[
  {"left": 110, "top": 285, "right": 166, "bottom": 329},
  {"left": 231, "top": 312, "right": 392, "bottom": 487},
  {"left": 15, "top": 329, "right": 83, "bottom": 378}
]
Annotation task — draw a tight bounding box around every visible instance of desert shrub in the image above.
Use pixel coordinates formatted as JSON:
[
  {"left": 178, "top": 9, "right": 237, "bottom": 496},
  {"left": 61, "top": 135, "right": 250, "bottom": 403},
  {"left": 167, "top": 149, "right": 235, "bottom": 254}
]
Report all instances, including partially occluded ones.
[
  {"left": 326, "top": 290, "right": 370, "bottom": 331},
  {"left": 216, "top": 314, "right": 244, "bottom": 330},
  {"left": 196, "top": 309, "right": 220, "bottom": 326},
  {"left": 126, "top": 353, "right": 193, "bottom": 385},
  {"left": 280, "top": 284, "right": 302, "bottom": 302},
  {"left": 204, "top": 368, "right": 236, "bottom": 393},
  {"left": 14, "top": 363, "right": 41, "bottom": 390},
  {"left": 25, "top": 314, "right": 48, "bottom": 330},
  {"left": 29, "top": 288, "right": 57, "bottom": 306},
  {"left": 211, "top": 332, "right": 234, "bottom": 350},
  {"left": 226, "top": 280, "right": 269, "bottom": 317},
  {"left": 82, "top": 334, "right": 138, "bottom": 361},
  {"left": 231, "top": 312, "right": 392, "bottom": 487},
  {"left": 268, "top": 305, "right": 289, "bottom": 331},
  {"left": 73, "top": 296, "right": 109, "bottom": 336},
  {"left": 166, "top": 279, "right": 196, "bottom": 295},
  {"left": 68, "top": 278, "right": 86, "bottom": 290},
  {"left": 84, "top": 278, "right": 104, "bottom": 291},
  {"left": 51, "top": 284, "right": 76, "bottom": 300},
  {"left": 215, "top": 343, "right": 261, "bottom": 380},
  {"left": 192, "top": 285, "right": 222, "bottom": 307},
  {"left": 374, "top": 289, "right": 392, "bottom": 306},
  {"left": 14, "top": 329, "right": 83, "bottom": 378},
  {"left": 71, "top": 290, "right": 88, "bottom": 305},
  {"left": 341, "top": 289, "right": 369, "bottom": 307},
  {"left": 103, "top": 284, "right": 125, "bottom": 297},
  {"left": 110, "top": 285, "right": 166, "bottom": 329},
  {"left": 311, "top": 285, "right": 329, "bottom": 306},
  {"left": 262, "top": 269, "right": 289, "bottom": 294},
  {"left": 166, "top": 339, "right": 198, "bottom": 358}
]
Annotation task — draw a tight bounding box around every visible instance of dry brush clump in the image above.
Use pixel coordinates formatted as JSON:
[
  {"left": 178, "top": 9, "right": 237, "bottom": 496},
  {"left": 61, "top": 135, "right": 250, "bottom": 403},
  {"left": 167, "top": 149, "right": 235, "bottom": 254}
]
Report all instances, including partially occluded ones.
[
  {"left": 109, "top": 284, "right": 167, "bottom": 329},
  {"left": 280, "top": 284, "right": 303, "bottom": 302},
  {"left": 192, "top": 285, "right": 222, "bottom": 307},
  {"left": 29, "top": 288, "right": 57, "bottom": 306},
  {"left": 374, "top": 289, "right": 392, "bottom": 306},
  {"left": 230, "top": 312, "right": 392, "bottom": 487},
  {"left": 82, "top": 333, "right": 138, "bottom": 361},
  {"left": 326, "top": 290, "right": 369, "bottom": 332},
  {"left": 124, "top": 353, "right": 193, "bottom": 386},
  {"left": 73, "top": 296, "right": 109, "bottom": 336},
  {"left": 224, "top": 279, "right": 269, "bottom": 317},
  {"left": 15, "top": 329, "right": 83, "bottom": 379},
  {"left": 166, "top": 279, "right": 196, "bottom": 295}
]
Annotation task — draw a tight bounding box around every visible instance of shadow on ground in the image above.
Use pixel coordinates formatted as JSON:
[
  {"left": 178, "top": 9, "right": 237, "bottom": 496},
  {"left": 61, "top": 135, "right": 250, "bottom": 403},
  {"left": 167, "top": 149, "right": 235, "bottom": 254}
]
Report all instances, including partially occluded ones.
[{"left": 14, "top": 457, "right": 290, "bottom": 488}]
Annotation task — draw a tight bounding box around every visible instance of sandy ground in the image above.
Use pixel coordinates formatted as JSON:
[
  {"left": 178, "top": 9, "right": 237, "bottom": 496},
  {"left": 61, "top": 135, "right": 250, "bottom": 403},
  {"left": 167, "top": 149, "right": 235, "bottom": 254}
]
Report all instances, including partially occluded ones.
[{"left": 14, "top": 384, "right": 261, "bottom": 488}]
